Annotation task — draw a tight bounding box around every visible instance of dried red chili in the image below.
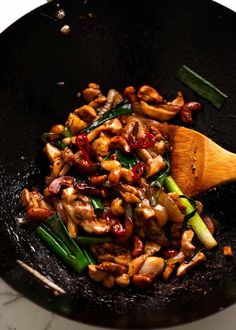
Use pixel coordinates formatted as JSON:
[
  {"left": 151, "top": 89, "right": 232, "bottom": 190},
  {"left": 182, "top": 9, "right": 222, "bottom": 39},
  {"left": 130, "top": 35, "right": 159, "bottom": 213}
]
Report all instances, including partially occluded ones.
[
  {"left": 75, "top": 133, "right": 92, "bottom": 163},
  {"left": 132, "top": 236, "right": 144, "bottom": 258},
  {"left": 110, "top": 216, "right": 134, "bottom": 242},
  {"left": 131, "top": 162, "right": 146, "bottom": 180},
  {"left": 129, "top": 132, "right": 155, "bottom": 149}
]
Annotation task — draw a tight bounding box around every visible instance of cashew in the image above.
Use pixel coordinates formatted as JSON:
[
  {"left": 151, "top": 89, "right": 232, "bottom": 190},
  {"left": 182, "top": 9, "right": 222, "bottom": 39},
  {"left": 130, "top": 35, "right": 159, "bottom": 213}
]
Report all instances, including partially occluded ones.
[
  {"left": 133, "top": 274, "right": 155, "bottom": 288},
  {"left": 108, "top": 168, "right": 133, "bottom": 184},
  {"left": 162, "top": 263, "right": 175, "bottom": 281},
  {"left": 177, "top": 252, "right": 206, "bottom": 277},
  {"left": 103, "top": 275, "right": 115, "bottom": 288},
  {"left": 89, "top": 95, "right": 107, "bottom": 109},
  {"left": 22, "top": 189, "right": 39, "bottom": 210},
  {"left": 167, "top": 91, "right": 184, "bottom": 107},
  {"left": 114, "top": 254, "right": 132, "bottom": 266},
  {"left": 111, "top": 198, "right": 125, "bottom": 216},
  {"left": 88, "top": 264, "right": 106, "bottom": 282},
  {"left": 26, "top": 207, "right": 53, "bottom": 221},
  {"left": 101, "top": 160, "right": 121, "bottom": 171},
  {"left": 144, "top": 242, "right": 161, "bottom": 255},
  {"left": 97, "top": 262, "right": 127, "bottom": 276},
  {"left": 90, "top": 174, "right": 107, "bottom": 186}
]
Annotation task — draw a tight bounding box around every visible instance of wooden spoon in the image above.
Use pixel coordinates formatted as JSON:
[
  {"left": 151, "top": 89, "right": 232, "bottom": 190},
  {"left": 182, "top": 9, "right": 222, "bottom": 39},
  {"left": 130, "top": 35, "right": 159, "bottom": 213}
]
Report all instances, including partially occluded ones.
[{"left": 157, "top": 124, "right": 236, "bottom": 197}]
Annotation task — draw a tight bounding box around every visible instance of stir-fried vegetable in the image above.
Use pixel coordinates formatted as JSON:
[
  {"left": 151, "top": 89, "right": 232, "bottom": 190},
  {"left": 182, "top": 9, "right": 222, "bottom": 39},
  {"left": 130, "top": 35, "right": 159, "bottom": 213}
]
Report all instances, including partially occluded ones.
[
  {"left": 177, "top": 65, "right": 228, "bottom": 109},
  {"left": 164, "top": 176, "right": 217, "bottom": 249},
  {"left": 36, "top": 222, "right": 89, "bottom": 273},
  {"left": 76, "top": 235, "right": 113, "bottom": 245},
  {"left": 90, "top": 197, "right": 104, "bottom": 212},
  {"left": 21, "top": 82, "right": 224, "bottom": 290},
  {"left": 82, "top": 102, "right": 132, "bottom": 133},
  {"left": 116, "top": 150, "right": 139, "bottom": 169}
]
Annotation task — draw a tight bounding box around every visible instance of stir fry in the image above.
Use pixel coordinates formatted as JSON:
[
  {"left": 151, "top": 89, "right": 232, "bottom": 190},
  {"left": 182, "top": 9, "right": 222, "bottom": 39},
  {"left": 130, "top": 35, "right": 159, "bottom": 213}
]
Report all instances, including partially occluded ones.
[{"left": 21, "top": 83, "right": 220, "bottom": 288}]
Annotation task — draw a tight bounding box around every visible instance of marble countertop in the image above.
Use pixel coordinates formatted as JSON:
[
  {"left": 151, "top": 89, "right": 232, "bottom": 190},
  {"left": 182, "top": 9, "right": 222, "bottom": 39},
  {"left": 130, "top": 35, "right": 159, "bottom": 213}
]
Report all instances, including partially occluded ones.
[{"left": 0, "top": 1, "right": 236, "bottom": 329}]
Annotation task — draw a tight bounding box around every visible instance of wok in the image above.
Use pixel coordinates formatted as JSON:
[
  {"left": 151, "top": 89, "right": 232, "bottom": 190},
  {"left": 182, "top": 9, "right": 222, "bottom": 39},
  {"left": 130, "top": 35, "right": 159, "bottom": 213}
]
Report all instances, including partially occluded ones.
[{"left": 0, "top": 0, "right": 236, "bottom": 328}]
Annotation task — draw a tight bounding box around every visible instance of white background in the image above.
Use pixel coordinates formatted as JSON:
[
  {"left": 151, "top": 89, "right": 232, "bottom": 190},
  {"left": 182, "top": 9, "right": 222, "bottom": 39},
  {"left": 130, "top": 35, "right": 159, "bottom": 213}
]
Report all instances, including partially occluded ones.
[{"left": 0, "top": 1, "right": 235, "bottom": 330}]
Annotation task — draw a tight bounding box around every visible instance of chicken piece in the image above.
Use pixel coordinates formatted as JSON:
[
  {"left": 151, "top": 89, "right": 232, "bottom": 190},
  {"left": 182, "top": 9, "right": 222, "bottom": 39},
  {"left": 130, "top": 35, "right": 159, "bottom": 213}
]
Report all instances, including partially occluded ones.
[
  {"left": 92, "top": 133, "right": 111, "bottom": 157},
  {"left": 79, "top": 217, "right": 111, "bottom": 235},
  {"left": 109, "top": 136, "right": 131, "bottom": 153},
  {"left": 145, "top": 155, "right": 166, "bottom": 178},
  {"left": 128, "top": 254, "right": 148, "bottom": 276},
  {"left": 66, "top": 113, "right": 87, "bottom": 135},
  {"left": 88, "top": 264, "right": 106, "bottom": 282},
  {"left": 74, "top": 105, "right": 97, "bottom": 123},
  {"left": 158, "top": 191, "right": 184, "bottom": 223},
  {"left": 44, "top": 143, "right": 61, "bottom": 163},
  {"left": 83, "top": 83, "right": 102, "bottom": 102}
]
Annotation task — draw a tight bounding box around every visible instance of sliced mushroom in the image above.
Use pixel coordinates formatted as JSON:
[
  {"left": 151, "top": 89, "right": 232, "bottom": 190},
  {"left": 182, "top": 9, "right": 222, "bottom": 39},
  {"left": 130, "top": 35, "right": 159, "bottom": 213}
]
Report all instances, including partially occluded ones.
[
  {"left": 87, "top": 118, "right": 122, "bottom": 142},
  {"left": 177, "top": 252, "right": 206, "bottom": 277},
  {"left": 181, "top": 229, "right": 196, "bottom": 257},
  {"left": 140, "top": 101, "right": 181, "bottom": 121},
  {"left": 137, "top": 85, "right": 164, "bottom": 103}
]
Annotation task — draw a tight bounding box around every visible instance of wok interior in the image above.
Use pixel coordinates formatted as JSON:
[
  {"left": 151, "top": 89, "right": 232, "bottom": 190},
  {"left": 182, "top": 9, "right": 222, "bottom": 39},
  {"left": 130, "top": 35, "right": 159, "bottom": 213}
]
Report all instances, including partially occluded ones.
[{"left": 0, "top": 0, "right": 236, "bottom": 328}]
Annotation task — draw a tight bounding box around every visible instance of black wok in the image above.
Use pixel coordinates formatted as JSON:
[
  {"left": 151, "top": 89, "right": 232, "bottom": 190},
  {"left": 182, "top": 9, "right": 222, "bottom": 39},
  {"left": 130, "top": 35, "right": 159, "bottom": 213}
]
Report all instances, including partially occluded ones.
[{"left": 0, "top": 0, "right": 236, "bottom": 328}]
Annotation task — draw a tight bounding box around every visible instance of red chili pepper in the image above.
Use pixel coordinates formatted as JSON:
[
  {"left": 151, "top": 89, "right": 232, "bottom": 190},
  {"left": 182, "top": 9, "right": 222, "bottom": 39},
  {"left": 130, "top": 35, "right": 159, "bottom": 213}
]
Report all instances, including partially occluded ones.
[
  {"left": 75, "top": 134, "right": 92, "bottom": 163},
  {"left": 110, "top": 216, "right": 134, "bottom": 242},
  {"left": 131, "top": 162, "right": 146, "bottom": 180},
  {"left": 161, "top": 248, "right": 178, "bottom": 259},
  {"left": 132, "top": 236, "right": 144, "bottom": 258},
  {"left": 129, "top": 132, "right": 155, "bottom": 149}
]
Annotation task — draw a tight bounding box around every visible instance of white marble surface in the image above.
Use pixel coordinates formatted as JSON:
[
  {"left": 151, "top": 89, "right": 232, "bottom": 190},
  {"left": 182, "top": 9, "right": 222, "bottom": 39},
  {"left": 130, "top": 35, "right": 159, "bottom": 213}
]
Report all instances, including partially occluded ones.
[{"left": 0, "top": 0, "right": 236, "bottom": 329}]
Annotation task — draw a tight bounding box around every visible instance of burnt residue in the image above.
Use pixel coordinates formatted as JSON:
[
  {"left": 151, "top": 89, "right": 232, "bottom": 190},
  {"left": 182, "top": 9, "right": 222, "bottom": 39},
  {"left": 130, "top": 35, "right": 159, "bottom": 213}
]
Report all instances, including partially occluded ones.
[{"left": 0, "top": 0, "right": 236, "bottom": 328}]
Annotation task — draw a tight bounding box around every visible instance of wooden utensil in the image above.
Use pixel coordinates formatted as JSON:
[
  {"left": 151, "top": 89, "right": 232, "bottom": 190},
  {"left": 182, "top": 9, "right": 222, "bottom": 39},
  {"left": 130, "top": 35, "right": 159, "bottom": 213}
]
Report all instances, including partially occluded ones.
[{"left": 158, "top": 124, "right": 236, "bottom": 197}]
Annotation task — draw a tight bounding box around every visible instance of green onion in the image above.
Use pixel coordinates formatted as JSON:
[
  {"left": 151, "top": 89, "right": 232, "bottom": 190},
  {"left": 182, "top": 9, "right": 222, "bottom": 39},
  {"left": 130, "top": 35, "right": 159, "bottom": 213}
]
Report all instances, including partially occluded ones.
[
  {"left": 76, "top": 235, "right": 113, "bottom": 245},
  {"left": 36, "top": 225, "right": 88, "bottom": 273},
  {"left": 176, "top": 65, "right": 228, "bottom": 109},
  {"left": 164, "top": 176, "right": 217, "bottom": 249},
  {"left": 46, "top": 214, "right": 89, "bottom": 270},
  {"left": 116, "top": 150, "right": 139, "bottom": 169},
  {"left": 81, "top": 248, "right": 96, "bottom": 264},
  {"left": 90, "top": 197, "right": 104, "bottom": 212},
  {"left": 61, "top": 129, "right": 72, "bottom": 138},
  {"left": 82, "top": 102, "right": 132, "bottom": 133}
]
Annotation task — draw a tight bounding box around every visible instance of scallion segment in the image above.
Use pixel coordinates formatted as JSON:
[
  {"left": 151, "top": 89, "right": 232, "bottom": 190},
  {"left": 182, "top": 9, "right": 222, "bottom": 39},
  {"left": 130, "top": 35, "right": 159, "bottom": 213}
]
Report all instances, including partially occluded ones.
[
  {"left": 36, "top": 214, "right": 90, "bottom": 273},
  {"left": 90, "top": 197, "right": 104, "bottom": 212},
  {"left": 36, "top": 225, "right": 89, "bottom": 273},
  {"left": 116, "top": 150, "right": 139, "bottom": 169},
  {"left": 164, "top": 176, "right": 217, "bottom": 249},
  {"left": 76, "top": 235, "right": 113, "bottom": 246},
  {"left": 176, "top": 65, "right": 228, "bottom": 109},
  {"left": 82, "top": 102, "right": 132, "bottom": 133}
]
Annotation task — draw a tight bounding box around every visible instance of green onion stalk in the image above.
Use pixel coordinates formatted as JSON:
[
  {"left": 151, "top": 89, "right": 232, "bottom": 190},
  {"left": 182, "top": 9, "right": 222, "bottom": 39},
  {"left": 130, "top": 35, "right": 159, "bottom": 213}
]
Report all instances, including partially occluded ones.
[{"left": 164, "top": 176, "right": 217, "bottom": 249}]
